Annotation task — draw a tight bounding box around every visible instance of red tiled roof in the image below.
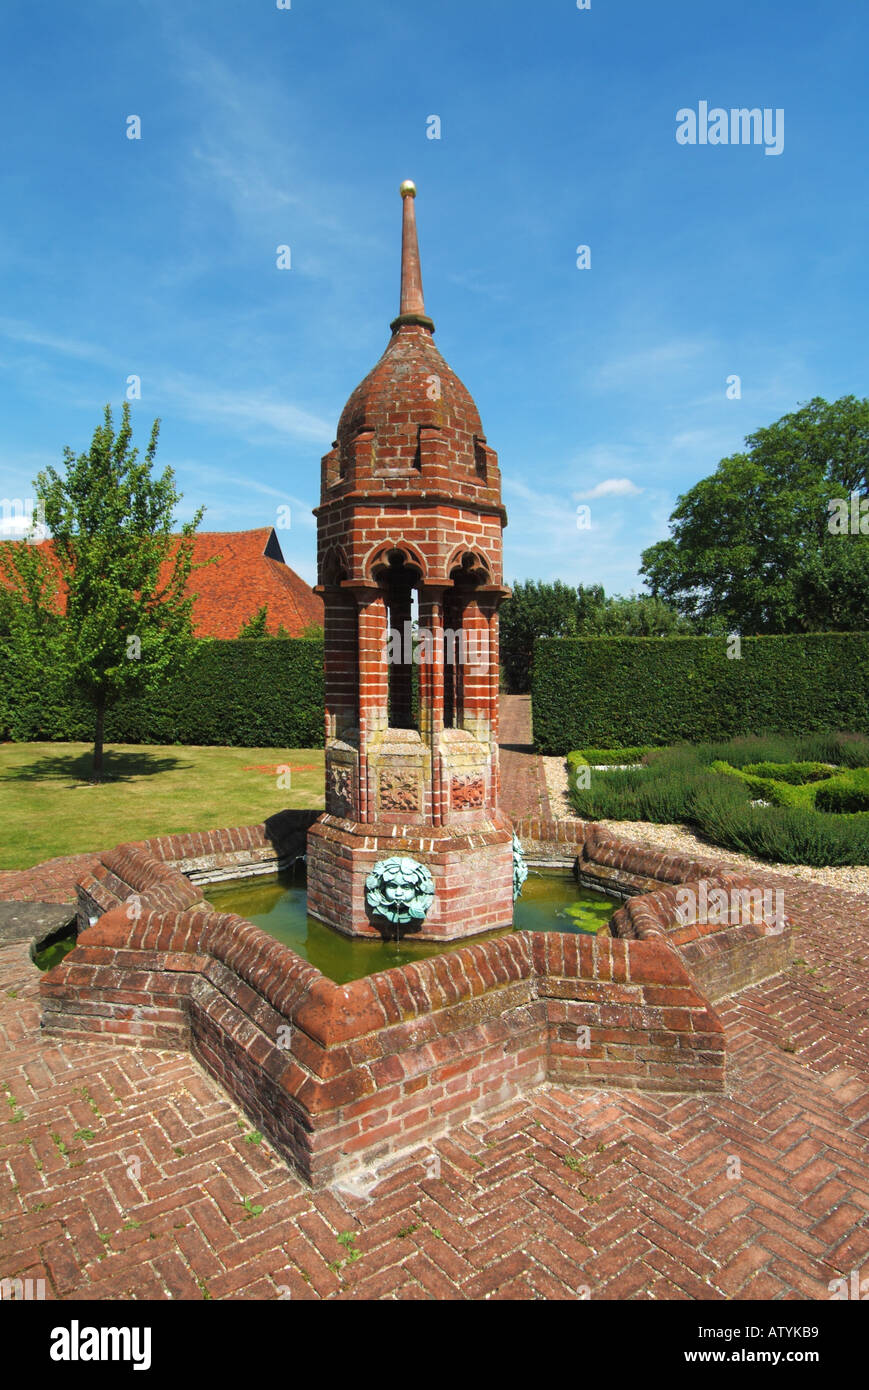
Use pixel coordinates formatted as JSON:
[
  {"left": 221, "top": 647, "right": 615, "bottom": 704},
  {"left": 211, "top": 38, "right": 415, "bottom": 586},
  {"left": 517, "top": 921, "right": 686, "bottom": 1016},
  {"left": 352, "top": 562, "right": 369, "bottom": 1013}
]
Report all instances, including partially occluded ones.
[
  {"left": 181, "top": 528, "right": 323, "bottom": 638},
  {"left": 2, "top": 528, "right": 323, "bottom": 639}
]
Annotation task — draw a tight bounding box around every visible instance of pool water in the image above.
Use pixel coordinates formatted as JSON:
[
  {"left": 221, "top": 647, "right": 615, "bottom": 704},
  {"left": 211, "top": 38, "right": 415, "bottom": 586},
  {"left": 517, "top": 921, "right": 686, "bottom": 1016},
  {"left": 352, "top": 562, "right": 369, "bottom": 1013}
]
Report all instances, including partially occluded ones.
[
  {"left": 33, "top": 931, "right": 78, "bottom": 972},
  {"left": 203, "top": 868, "right": 616, "bottom": 985}
]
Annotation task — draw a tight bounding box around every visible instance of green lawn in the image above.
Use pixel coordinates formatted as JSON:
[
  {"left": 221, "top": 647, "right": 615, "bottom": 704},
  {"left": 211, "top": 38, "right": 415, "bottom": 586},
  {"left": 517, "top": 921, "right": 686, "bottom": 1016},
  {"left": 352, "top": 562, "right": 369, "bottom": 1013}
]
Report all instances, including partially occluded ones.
[{"left": 0, "top": 743, "right": 325, "bottom": 870}]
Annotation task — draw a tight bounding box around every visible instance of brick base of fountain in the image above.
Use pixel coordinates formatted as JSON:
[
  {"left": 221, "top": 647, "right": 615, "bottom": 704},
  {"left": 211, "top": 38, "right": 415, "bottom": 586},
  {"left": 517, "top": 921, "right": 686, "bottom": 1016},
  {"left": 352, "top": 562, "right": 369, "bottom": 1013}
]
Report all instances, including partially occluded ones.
[
  {"left": 40, "top": 811, "right": 791, "bottom": 1187},
  {"left": 306, "top": 812, "right": 515, "bottom": 940}
]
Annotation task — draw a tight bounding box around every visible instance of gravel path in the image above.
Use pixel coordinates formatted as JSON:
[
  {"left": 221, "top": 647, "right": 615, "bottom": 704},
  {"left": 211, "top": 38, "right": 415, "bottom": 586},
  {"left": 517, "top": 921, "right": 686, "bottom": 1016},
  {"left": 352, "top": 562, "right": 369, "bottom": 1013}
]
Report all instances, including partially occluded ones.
[{"left": 542, "top": 755, "right": 869, "bottom": 897}]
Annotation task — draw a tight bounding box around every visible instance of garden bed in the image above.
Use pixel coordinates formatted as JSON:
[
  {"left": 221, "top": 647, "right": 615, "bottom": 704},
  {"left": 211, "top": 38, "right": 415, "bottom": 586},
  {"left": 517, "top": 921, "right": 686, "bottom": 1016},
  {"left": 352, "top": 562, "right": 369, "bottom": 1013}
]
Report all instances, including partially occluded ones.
[{"left": 561, "top": 734, "right": 869, "bottom": 872}]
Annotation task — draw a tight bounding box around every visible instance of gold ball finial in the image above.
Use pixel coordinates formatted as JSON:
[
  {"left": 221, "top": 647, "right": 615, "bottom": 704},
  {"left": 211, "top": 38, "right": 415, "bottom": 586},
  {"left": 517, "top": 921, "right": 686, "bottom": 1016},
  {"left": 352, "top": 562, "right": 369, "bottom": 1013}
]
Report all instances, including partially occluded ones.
[{"left": 399, "top": 179, "right": 417, "bottom": 198}]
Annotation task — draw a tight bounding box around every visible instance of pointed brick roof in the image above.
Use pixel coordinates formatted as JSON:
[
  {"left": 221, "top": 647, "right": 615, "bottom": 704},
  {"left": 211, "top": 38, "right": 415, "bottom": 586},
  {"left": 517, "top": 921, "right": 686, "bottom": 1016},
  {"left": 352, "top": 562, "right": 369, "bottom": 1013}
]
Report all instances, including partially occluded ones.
[{"left": 322, "top": 182, "right": 503, "bottom": 516}]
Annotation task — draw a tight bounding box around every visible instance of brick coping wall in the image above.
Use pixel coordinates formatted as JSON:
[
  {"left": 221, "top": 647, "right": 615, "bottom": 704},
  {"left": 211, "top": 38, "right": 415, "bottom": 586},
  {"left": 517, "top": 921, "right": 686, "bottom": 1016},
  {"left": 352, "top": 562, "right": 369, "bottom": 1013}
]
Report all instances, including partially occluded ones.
[
  {"left": 512, "top": 815, "right": 793, "bottom": 1003},
  {"left": 39, "top": 813, "right": 791, "bottom": 1186}
]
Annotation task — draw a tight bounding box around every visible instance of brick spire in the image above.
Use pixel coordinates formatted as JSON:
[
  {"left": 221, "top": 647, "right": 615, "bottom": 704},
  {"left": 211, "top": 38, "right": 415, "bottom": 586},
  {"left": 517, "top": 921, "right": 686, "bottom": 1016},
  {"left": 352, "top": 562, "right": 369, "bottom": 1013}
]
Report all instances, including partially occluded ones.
[{"left": 390, "top": 180, "right": 435, "bottom": 334}]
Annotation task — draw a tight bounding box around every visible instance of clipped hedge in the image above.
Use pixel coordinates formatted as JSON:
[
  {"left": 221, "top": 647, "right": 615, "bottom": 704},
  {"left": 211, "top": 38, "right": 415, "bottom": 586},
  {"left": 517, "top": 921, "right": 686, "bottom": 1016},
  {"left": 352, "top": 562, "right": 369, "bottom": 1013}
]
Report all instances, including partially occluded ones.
[
  {"left": 532, "top": 633, "right": 869, "bottom": 755},
  {"left": 569, "top": 747, "right": 651, "bottom": 768},
  {"left": 1, "top": 639, "right": 324, "bottom": 748},
  {"left": 738, "top": 760, "right": 835, "bottom": 785},
  {"left": 568, "top": 736, "right": 869, "bottom": 866}
]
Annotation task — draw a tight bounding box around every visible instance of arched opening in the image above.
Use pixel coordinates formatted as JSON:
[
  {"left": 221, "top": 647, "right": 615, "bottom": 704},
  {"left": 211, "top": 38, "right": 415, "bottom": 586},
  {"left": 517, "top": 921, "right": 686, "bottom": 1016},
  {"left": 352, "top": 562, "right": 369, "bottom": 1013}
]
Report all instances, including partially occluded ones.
[
  {"left": 444, "top": 551, "right": 490, "bottom": 730},
  {"left": 320, "top": 547, "right": 358, "bottom": 740},
  {"left": 373, "top": 548, "right": 422, "bottom": 731}
]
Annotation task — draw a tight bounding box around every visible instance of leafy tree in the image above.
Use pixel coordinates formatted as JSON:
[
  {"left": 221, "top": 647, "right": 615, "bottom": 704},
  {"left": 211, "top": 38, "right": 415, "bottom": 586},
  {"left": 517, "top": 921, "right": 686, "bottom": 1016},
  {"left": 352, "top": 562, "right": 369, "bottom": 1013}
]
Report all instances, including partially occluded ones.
[
  {"left": 574, "top": 584, "right": 695, "bottom": 638},
  {"left": 237, "top": 604, "right": 297, "bottom": 639},
  {"left": 640, "top": 395, "right": 869, "bottom": 633},
  {"left": 792, "top": 535, "right": 869, "bottom": 632},
  {"left": 238, "top": 604, "right": 270, "bottom": 638},
  {"left": 499, "top": 580, "right": 579, "bottom": 693},
  {"left": 2, "top": 403, "right": 205, "bottom": 780},
  {"left": 0, "top": 534, "right": 67, "bottom": 739},
  {"left": 499, "top": 580, "right": 690, "bottom": 692}
]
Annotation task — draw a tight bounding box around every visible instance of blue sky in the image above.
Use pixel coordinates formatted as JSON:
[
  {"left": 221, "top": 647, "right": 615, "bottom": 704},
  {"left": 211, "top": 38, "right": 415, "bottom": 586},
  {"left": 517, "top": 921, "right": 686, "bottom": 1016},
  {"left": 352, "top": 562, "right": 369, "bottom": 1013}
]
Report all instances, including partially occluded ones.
[{"left": 1, "top": 0, "right": 866, "bottom": 591}]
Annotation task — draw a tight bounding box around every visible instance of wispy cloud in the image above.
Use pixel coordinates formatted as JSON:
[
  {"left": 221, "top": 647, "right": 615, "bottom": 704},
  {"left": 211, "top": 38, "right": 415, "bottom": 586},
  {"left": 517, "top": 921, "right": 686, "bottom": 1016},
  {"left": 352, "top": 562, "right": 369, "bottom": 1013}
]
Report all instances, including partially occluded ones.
[
  {"left": 444, "top": 270, "right": 510, "bottom": 303},
  {"left": 574, "top": 477, "right": 643, "bottom": 501},
  {"left": 0, "top": 313, "right": 334, "bottom": 450},
  {"left": 0, "top": 513, "right": 43, "bottom": 540},
  {"left": 176, "top": 460, "right": 317, "bottom": 528},
  {"left": 163, "top": 378, "right": 333, "bottom": 446},
  {"left": 591, "top": 339, "right": 713, "bottom": 393},
  {"left": 173, "top": 41, "right": 382, "bottom": 268},
  {"left": 502, "top": 471, "right": 652, "bottom": 592},
  {"left": 0, "top": 317, "right": 109, "bottom": 364}
]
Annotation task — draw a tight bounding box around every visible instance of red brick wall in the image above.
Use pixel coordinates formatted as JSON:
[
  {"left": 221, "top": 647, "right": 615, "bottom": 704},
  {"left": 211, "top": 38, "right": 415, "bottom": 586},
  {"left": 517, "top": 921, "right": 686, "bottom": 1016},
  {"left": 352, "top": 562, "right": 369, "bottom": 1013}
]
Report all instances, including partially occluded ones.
[
  {"left": 513, "top": 816, "right": 793, "bottom": 1002},
  {"left": 534, "top": 933, "right": 724, "bottom": 1092},
  {"left": 41, "top": 819, "right": 792, "bottom": 1185}
]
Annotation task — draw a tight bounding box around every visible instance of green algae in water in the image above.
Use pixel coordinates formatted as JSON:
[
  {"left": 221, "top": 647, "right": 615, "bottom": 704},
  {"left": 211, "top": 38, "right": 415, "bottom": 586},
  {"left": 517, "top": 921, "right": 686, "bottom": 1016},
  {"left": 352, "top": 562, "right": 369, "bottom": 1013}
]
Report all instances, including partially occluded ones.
[
  {"left": 204, "top": 868, "right": 616, "bottom": 985},
  {"left": 33, "top": 929, "right": 78, "bottom": 972},
  {"left": 514, "top": 871, "right": 616, "bottom": 936}
]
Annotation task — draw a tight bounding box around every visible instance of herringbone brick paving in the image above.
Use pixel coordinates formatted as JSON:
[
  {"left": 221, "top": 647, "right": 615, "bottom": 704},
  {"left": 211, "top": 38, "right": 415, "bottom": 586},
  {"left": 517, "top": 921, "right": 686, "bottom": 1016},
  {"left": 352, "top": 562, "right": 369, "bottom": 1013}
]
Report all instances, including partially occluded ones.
[
  {"left": 1, "top": 867, "right": 867, "bottom": 1301},
  {"left": 0, "top": 852, "right": 101, "bottom": 904},
  {"left": 499, "top": 695, "right": 551, "bottom": 822},
  {"left": 2, "top": 704, "right": 866, "bottom": 1299}
]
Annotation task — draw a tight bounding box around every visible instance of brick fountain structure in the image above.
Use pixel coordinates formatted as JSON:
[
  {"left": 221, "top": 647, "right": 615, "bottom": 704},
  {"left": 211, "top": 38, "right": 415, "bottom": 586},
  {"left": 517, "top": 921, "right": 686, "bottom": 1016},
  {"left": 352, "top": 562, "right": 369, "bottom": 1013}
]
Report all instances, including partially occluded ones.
[
  {"left": 37, "top": 184, "right": 793, "bottom": 1186},
  {"left": 306, "top": 180, "right": 516, "bottom": 942}
]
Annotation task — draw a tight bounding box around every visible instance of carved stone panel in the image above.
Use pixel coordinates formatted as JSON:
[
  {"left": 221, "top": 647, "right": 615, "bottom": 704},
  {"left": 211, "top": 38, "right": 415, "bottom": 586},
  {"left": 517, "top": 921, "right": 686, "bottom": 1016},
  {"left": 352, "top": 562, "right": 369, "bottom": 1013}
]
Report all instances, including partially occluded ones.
[
  {"left": 451, "top": 773, "right": 485, "bottom": 810},
  {"left": 379, "top": 770, "right": 420, "bottom": 813},
  {"left": 329, "top": 764, "right": 355, "bottom": 818}
]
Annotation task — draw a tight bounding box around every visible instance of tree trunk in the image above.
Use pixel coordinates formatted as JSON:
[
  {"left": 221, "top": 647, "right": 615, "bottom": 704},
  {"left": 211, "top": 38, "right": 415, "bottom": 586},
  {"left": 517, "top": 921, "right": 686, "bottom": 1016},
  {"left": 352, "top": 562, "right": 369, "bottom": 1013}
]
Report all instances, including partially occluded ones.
[{"left": 92, "top": 695, "right": 106, "bottom": 783}]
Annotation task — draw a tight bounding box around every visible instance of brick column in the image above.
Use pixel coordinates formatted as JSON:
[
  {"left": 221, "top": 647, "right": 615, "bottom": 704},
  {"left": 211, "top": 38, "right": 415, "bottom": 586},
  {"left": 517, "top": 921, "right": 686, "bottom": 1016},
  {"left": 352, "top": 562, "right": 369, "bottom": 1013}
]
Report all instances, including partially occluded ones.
[
  {"left": 322, "top": 585, "right": 358, "bottom": 740},
  {"left": 355, "top": 586, "right": 388, "bottom": 823},
  {"left": 460, "top": 593, "right": 492, "bottom": 745},
  {"left": 419, "top": 585, "right": 445, "bottom": 824}
]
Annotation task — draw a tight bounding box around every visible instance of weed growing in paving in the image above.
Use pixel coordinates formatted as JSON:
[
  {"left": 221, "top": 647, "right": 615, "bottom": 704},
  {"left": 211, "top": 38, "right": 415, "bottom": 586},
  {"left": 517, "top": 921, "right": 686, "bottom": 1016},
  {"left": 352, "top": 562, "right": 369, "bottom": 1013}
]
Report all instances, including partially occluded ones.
[
  {"left": 75, "top": 1086, "right": 103, "bottom": 1118},
  {"left": 329, "top": 1232, "right": 363, "bottom": 1271},
  {"left": 23, "top": 1137, "right": 43, "bottom": 1171}
]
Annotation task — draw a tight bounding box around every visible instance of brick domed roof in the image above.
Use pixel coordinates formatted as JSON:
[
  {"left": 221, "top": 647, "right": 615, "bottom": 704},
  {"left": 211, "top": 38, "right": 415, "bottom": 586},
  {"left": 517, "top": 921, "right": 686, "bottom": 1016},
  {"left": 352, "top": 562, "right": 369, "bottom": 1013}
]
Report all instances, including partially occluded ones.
[
  {"left": 336, "top": 323, "right": 483, "bottom": 445},
  {"left": 320, "top": 183, "right": 503, "bottom": 512}
]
